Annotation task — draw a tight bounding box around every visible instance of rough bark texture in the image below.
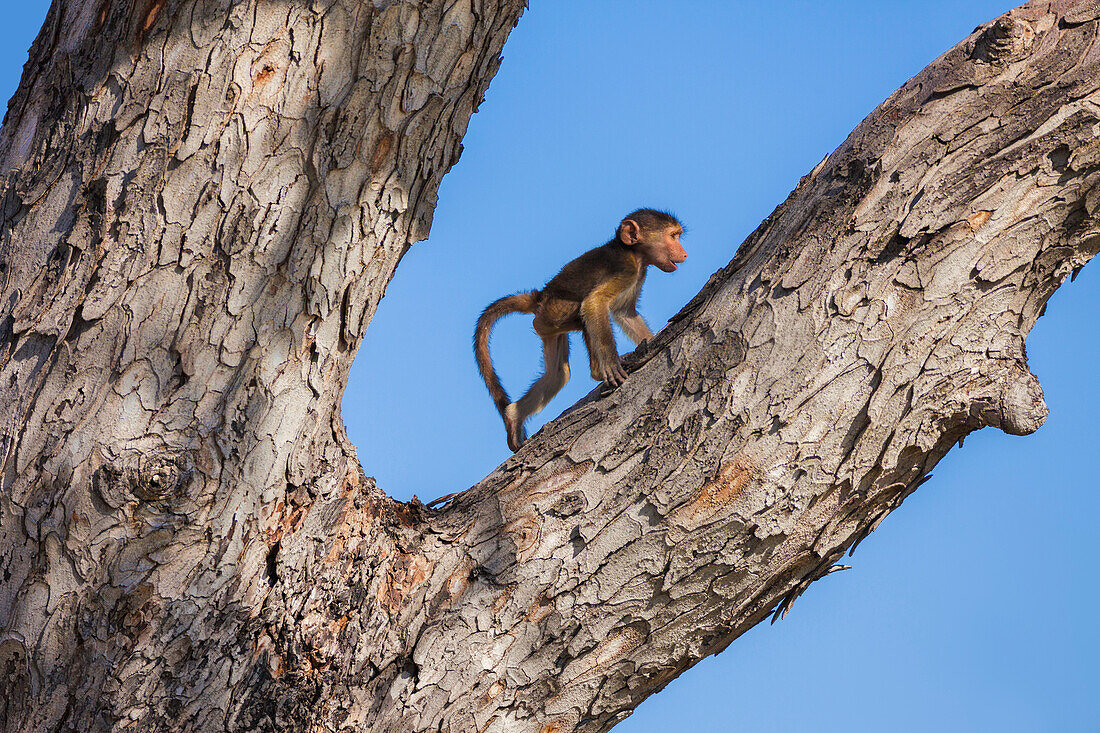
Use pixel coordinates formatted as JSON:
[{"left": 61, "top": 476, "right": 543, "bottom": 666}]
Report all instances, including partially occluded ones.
[
  {"left": 2, "top": 1, "right": 1098, "bottom": 732},
  {"left": 0, "top": 0, "right": 526, "bottom": 729}
]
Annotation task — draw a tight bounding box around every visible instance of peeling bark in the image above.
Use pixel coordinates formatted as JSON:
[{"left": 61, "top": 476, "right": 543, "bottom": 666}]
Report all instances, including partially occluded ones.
[{"left": 1, "top": 1, "right": 1098, "bottom": 732}]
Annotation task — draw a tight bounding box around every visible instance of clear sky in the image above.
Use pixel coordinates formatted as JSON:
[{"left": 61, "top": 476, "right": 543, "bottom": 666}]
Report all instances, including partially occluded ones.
[{"left": 3, "top": 2, "right": 1097, "bottom": 731}]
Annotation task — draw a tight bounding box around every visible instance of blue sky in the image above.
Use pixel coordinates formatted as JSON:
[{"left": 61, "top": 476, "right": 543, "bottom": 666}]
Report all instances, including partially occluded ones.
[{"left": 3, "top": 2, "right": 1097, "bottom": 731}]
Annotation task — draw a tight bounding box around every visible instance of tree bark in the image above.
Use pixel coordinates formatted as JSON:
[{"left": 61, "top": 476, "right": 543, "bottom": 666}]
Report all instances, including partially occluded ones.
[{"left": 2, "top": 1, "right": 1098, "bottom": 732}]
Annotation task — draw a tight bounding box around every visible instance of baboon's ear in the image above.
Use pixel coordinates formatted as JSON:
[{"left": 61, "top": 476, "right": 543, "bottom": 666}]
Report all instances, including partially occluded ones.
[{"left": 619, "top": 219, "right": 641, "bottom": 246}]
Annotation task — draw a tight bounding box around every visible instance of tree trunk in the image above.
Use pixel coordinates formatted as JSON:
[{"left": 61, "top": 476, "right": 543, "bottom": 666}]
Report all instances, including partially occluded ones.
[{"left": 2, "top": 0, "right": 1098, "bottom": 731}]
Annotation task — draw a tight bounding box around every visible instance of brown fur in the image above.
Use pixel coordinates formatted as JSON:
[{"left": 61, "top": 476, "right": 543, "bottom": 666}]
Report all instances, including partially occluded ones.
[
  {"left": 475, "top": 291, "right": 539, "bottom": 414},
  {"left": 474, "top": 210, "right": 685, "bottom": 451}
]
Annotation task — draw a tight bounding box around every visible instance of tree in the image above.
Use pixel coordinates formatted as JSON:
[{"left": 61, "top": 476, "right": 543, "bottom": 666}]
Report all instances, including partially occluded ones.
[{"left": 1, "top": 1, "right": 1097, "bottom": 731}]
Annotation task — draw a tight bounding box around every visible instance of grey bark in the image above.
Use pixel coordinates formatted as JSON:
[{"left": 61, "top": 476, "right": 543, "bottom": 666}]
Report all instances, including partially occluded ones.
[{"left": 1, "top": 1, "right": 1097, "bottom": 732}]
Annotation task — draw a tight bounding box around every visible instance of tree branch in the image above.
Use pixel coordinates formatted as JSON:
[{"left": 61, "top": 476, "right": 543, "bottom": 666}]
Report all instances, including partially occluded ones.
[{"left": 340, "top": 4, "right": 1099, "bottom": 730}]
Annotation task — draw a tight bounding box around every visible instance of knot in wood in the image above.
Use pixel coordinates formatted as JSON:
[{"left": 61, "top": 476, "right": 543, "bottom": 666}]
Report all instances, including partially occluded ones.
[
  {"left": 971, "top": 16, "right": 1034, "bottom": 65},
  {"left": 997, "top": 365, "right": 1048, "bottom": 436},
  {"left": 92, "top": 450, "right": 190, "bottom": 508},
  {"left": 549, "top": 491, "right": 585, "bottom": 518},
  {"left": 966, "top": 362, "right": 1048, "bottom": 436}
]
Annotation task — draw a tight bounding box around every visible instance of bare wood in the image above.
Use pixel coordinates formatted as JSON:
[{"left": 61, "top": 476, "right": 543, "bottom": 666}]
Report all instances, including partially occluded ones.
[{"left": 1, "top": 2, "right": 1098, "bottom": 733}]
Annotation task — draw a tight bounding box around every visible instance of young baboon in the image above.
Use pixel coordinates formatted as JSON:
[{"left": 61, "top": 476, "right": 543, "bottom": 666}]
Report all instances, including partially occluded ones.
[{"left": 475, "top": 209, "right": 686, "bottom": 451}]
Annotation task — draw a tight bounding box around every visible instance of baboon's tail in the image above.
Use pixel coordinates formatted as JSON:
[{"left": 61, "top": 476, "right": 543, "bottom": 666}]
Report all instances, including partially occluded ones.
[{"left": 474, "top": 291, "right": 539, "bottom": 416}]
